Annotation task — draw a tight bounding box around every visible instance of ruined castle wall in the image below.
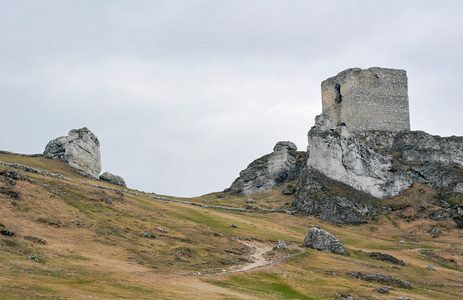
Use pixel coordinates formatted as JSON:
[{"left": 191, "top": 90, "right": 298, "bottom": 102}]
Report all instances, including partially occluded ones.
[{"left": 321, "top": 67, "right": 410, "bottom": 132}]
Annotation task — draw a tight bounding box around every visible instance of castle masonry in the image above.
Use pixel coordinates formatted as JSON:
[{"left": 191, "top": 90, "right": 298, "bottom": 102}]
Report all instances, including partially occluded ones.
[{"left": 321, "top": 67, "right": 410, "bottom": 132}]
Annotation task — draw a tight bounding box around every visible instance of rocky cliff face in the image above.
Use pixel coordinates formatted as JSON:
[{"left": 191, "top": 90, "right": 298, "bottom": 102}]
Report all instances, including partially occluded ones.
[
  {"left": 306, "top": 114, "right": 413, "bottom": 199},
  {"left": 44, "top": 127, "right": 101, "bottom": 178},
  {"left": 229, "top": 141, "right": 306, "bottom": 196},
  {"left": 292, "top": 114, "right": 463, "bottom": 223}
]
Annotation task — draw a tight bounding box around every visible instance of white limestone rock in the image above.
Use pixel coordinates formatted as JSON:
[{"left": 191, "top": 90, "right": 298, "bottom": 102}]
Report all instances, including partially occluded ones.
[
  {"left": 303, "top": 227, "right": 347, "bottom": 255},
  {"left": 44, "top": 127, "right": 101, "bottom": 178},
  {"left": 230, "top": 141, "right": 305, "bottom": 196},
  {"left": 306, "top": 114, "right": 412, "bottom": 199}
]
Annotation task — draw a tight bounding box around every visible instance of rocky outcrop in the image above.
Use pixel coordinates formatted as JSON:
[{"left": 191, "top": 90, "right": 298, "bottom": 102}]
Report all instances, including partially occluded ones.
[
  {"left": 44, "top": 127, "right": 101, "bottom": 178},
  {"left": 230, "top": 141, "right": 306, "bottom": 196},
  {"left": 347, "top": 272, "right": 412, "bottom": 289},
  {"left": 303, "top": 227, "right": 347, "bottom": 255},
  {"left": 294, "top": 167, "right": 377, "bottom": 224},
  {"left": 99, "top": 172, "right": 127, "bottom": 187},
  {"left": 367, "top": 252, "right": 406, "bottom": 266},
  {"left": 306, "top": 114, "right": 412, "bottom": 199},
  {"left": 292, "top": 114, "right": 463, "bottom": 223},
  {"left": 359, "top": 130, "right": 463, "bottom": 191}
]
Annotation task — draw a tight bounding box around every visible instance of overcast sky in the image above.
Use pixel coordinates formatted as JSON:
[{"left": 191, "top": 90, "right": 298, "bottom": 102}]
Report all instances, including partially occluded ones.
[{"left": 1, "top": 0, "right": 463, "bottom": 197}]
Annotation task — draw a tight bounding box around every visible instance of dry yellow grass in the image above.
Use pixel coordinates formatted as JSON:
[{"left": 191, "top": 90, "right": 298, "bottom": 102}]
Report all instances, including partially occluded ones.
[{"left": 1, "top": 155, "right": 463, "bottom": 299}]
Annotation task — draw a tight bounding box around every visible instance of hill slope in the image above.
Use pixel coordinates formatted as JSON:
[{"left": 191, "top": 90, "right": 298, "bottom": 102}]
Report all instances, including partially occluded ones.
[{"left": 1, "top": 152, "right": 463, "bottom": 299}]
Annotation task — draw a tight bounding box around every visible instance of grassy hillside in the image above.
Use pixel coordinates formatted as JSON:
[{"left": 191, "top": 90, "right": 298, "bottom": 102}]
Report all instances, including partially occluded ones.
[{"left": 1, "top": 153, "right": 463, "bottom": 299}]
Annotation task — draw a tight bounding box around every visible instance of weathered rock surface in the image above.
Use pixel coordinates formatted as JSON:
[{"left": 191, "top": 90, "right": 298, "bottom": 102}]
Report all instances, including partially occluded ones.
[
  {"left": 44, "top": 127, "right": 101, "bottom": 178},
  {"left": 230, "top": 141, "right": 306, "bottom": 196},
  {"left": 292, "top": 114, "right": 463, "bottom": 222},
  {"left": 348, "top": 272, "right": 412, "bottom": 289},
  {"left": 360, "top": 130, "right": 463, "bottom": 191},
  {"left": 273, "top": 240, "right": 287, "bottom": 250},
  {"left": 430, "top": 208, "right": 453, "bottom": 220},
  {"left": 294, "top": 167, "right": 377, "bottom": 224},
  {"left": 99, "top": 172, "right": 127, "bottom": 188},
  {"left": 303, "top": 227, "right": 347, "bottom": 255},
  {"left": 306, "top": 114, "right": 412, "bottom": 199},
  {"left": 367, "top": 252, "right": 406, "bottom": 266}
]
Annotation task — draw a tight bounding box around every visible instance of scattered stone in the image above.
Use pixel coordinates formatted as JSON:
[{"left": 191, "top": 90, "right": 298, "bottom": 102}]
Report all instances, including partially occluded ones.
[
  {"left": 0, "top": 169, "right": 25, "bottom": 183},
  {"left": 430, "top": 227, "right": 441, "bottom": 236},
  {"left": 338, "top": 294, "right": 357, "bottom": 300},
  {"left": 103, "top": 198, "right": 113, "bottom": 205},
  {"left": 282, "top": 184, "right": 296, "bottom": 195},
  {"left": 368, "top": 252, "right": 405, "bottom": 266},
  {"left": 141, "top": 232, "right": 155, "bottom": 238},
  {"left": 44, "top": 127, "right": 101, "bottom": 178},
  {"left": 375, "top": 287, "right": 390, "bottom": 294},
  {"left": 24, "top": 236, "right": 47, "bottom": 245},
  {"left": 348, "top": 272, "right": 412, "bottom": 289},
  {"left": 303, "top": 227, "right": 347, "bottom": 255},
  {"left": 399, "top": 240, "right": 405, "bottom": 244},
  {"left": 246, "top": 199, "right": 256, "bottom": 203},
  {"left": 453, "top": 215, "right": 463, "bottom": 228},
  {"left": 36, "top": 218, "right": 61, "bottom": 228},
  {"left": 0, "top": 229, "right": 14, "bottom": 236},
  {"left": 216, "top": 193, "right": 225, "bottom": 198},
  {"left": 99, "top": 172, "right": 127, "bottom": 187},
  {"left": 0, "top": 187, "right": 20, "bottom": 198},
  {"left": 230, "top": 224, "right": 237, "bottom": 228},
  {"left": 430, "top": 208, "right": 453, "bottom": 220},
  {"left": 28, "top": 256, "right": 43, "bottom": 263},
  {"left": 156, "top": 227, "right": 167, "bottom": 233},
  {"left": 427, "top": 265, "right": 436, "bottom": 271},
  {"left": 396, "top": 297, "right": 410, "bottom": 300},
  {"left": 273, "top": 240, "right": 287, "bottom": 250}
]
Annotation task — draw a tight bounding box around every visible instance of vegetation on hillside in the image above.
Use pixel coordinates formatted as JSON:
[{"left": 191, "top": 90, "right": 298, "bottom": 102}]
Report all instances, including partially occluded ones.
[{"left": 1, "top": 153, "right": 463, "bottom": 299}]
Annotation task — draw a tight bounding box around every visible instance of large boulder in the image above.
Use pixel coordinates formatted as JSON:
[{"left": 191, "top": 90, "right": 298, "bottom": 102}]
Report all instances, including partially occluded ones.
[
  {"left": 230, "top": 141, "right": 306, "bottom": 196},
  {"left": 303, "top": 227, "right": 347, "bottom": 255},
  {"left": 44, "top": 127, "right": 101, "bottom": 178},
  {"left": 99, "top": 172, "right": 127, "bottom": 188},
  {"left": 306, "top": 114, "right": 412, "bottom": 199}
]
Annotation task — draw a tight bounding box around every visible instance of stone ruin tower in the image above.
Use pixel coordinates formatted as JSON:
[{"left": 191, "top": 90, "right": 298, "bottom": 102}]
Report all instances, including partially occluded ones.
[{"left": 321, "top": 67, "right": 410, "bottom": 132}]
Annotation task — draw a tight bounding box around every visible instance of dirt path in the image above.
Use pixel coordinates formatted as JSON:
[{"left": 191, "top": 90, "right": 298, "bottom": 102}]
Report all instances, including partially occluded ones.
[{"left": 206, "top": 240, "right": 306, "bottom": 277}]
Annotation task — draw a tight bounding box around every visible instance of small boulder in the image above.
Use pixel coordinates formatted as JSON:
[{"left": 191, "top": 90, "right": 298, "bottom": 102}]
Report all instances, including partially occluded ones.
[
  {"left": 273, "top": 240, "right": 287, "bottom": 250},
  {"left": 24, "top": 236, "right": 47, "bottom": 245},
  {"left": 427, "top": 265, "right": 436, "bottom": 271},
  {"left": 28, "top": 256, "right": 43, "bottom": 263},
  {"left": 99, "top": 172, "right": 127, "bottom": 188},
  {"left": 0, "top": 228, "right": 14, "bottom": 236},
  {"left": 141, "top": 232, "right": 155, "bottom": 238},
  {"left": 430, "top": 227, "right": 441, "bottom": 236},
  {"left": 368, "top": 252, "right": 405, "bottom": 266},
  {"left": 303, "top": 227, "right": 347, "bottom": 255},
  {"left": 230, "top": 224, "right": 237, "bottom": 228},
  {"left": 375, "top": 287, "right": 390, "bottom": 294},
  {"left": 430, "top": 208, "right": 453, "bottom": 220}
]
